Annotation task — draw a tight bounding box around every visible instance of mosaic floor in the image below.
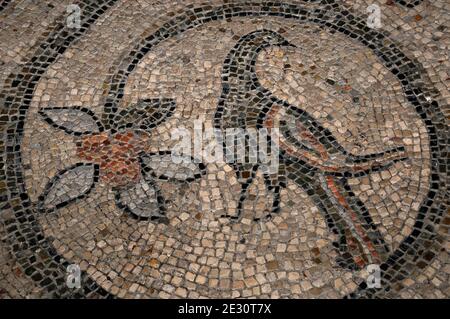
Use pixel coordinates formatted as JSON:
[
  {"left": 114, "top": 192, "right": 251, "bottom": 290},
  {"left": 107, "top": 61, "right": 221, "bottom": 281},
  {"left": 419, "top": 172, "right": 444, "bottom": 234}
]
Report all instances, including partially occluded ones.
[{"left": 0, "top": 0, "right": 448, "bottom": 299}]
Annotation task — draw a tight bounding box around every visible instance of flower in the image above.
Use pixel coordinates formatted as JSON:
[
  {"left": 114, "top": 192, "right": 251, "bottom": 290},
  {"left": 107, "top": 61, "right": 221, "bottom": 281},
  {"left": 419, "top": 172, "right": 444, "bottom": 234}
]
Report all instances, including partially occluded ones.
[{"left": 37, "top": 101, "right": 205, "bottom": 222}]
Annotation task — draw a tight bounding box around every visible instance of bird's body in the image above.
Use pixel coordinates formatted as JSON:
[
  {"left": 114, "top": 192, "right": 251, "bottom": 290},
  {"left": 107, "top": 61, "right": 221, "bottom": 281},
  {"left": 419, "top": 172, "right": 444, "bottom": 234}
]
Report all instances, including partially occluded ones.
[{"left": 214, "top": 30, "right": 408, "bottom": 269}]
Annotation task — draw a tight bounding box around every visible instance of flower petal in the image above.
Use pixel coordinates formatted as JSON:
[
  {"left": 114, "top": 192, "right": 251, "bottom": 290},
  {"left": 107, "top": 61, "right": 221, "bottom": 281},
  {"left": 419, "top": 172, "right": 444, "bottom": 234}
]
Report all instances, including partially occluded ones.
[
  {"left": 115, "top": 177, "right": 167, "bottom": 222},
  {"left": 110, "top": 98, "right": 176, "bottom": 132},
  {"left": 140, "top": 151, "right": 206, "bottom": 182},
  {"left": 39, "top": 107, "right": 104, "bottom": 136},
  {"left": 37, "top": 163, "right": 99, "bottom": 212}
]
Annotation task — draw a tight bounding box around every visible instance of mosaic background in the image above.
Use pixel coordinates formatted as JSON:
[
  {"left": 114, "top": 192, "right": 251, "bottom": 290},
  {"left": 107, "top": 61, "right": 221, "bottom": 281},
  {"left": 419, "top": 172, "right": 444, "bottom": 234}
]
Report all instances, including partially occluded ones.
[{"left": 0, "top": 0, "right": 448, "bottom": 299}]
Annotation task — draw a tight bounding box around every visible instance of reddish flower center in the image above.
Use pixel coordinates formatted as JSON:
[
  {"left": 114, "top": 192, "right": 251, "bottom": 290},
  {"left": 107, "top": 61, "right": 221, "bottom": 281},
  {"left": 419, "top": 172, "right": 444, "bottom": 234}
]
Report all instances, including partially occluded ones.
[{"left": 76, "top": 130, "right": 149, "bottom": 187}]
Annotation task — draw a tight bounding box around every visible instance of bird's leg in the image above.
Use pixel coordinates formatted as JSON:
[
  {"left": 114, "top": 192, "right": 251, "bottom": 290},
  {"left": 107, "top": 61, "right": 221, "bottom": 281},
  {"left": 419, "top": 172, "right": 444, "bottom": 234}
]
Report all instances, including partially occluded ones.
[
  {"left": 252, "top": 183, "right": 281, "bottom": 222},
  {"left": 271, "top": 185, "right": 281, "bottom": 215},
  {"left": 222, "top": 165, "right": 258, "bottom": 222},
  {"left": 258, "top": 164, "right": 286, "bottom": 221}
]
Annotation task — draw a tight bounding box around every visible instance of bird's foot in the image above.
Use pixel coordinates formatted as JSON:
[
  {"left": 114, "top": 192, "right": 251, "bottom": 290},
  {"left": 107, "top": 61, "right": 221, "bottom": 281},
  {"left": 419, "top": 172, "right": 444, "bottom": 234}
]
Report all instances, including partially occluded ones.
[
  {"left": 220, "top": 214, "right": 241, "bottom": 223},
  {"left": 253, "top": 190, "right": 281, "bottom": 222},
  {"left": 253, "top": 212, "right": 274, "bottom": 222},
  {"left": 334, "top": 253, "right": 361, "bottom": 271}
]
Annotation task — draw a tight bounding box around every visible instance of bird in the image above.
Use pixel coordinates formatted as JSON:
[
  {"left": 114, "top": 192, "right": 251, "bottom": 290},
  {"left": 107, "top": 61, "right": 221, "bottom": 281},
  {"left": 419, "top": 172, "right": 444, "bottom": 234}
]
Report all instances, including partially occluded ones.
[{"left": 214, "top": 29, "right": 408, "bottom": 270}]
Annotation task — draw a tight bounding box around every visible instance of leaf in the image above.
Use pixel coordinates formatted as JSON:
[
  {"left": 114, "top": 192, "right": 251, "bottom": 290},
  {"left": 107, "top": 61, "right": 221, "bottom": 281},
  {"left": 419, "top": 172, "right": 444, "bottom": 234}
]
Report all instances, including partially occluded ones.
[
  {"left": 115, "top": 177, "right": 167, "bottom": 222},
  {"left": 111, "top": 98, "right": 176, "bottom": 132},
  {"left": 39, "top": 107, "right": 104, "bottom": 136},
  {"left": 37, "top": 163, "right": 99, "bottom": 212},
  {"left": 115, "top": 151, "right": 205, "bottom": 222},
  {"left": 140, "top": 151, "right": 206, "bottom": 182}
]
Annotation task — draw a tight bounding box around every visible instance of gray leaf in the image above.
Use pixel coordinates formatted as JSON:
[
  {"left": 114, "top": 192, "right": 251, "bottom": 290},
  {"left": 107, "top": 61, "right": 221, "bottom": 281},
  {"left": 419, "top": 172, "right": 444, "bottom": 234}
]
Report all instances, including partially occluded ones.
[
  {"left": 140, "top": 152, "right": 205, "bottom": 182},
  {"left": 115, "top": 179, "right": 165, "bottom": 220},
  {"left": 39, "top": 107, "right": 102, "bottom": 135},
  {"left": 38, "top": 163, "right": 98, "bottom": 212}
]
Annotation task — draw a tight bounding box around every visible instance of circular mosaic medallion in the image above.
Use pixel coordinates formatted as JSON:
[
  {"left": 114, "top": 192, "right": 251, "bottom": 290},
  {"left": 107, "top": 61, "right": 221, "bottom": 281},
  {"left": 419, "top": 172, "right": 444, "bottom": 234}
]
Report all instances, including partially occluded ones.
[{"left": 0, "top": 0, "right": 448, "bottom": 298}]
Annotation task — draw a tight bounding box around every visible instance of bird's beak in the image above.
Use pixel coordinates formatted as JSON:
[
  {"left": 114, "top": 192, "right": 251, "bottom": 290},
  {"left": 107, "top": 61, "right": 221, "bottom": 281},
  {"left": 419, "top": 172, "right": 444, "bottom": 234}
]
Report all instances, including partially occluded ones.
[{"left": 281, "top": 40, "right": 296, "bottom": 48}]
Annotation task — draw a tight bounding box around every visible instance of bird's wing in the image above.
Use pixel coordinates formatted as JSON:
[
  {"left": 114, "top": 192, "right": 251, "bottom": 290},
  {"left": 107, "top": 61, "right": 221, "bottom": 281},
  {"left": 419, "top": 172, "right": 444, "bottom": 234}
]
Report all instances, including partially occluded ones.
[{"left": 264, "top": 98, "right": 407, "bottom": 176}]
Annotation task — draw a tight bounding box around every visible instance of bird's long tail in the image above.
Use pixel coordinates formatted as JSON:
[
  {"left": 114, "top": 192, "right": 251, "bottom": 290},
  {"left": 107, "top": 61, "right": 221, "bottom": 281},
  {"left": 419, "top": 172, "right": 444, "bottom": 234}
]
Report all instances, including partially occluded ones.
[
  {"left": 286, "top": 168, "right": 388, "bottom": 269},
  {"left": 319, "top": 175, "right": 389, "bottom": 267}
]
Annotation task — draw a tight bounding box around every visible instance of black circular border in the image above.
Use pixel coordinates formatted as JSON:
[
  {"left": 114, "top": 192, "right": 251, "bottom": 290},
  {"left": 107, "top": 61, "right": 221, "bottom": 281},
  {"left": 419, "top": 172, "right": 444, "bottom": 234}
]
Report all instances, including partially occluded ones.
[{"left": 1, "top": 0, "right": 447, "bottom": 298}]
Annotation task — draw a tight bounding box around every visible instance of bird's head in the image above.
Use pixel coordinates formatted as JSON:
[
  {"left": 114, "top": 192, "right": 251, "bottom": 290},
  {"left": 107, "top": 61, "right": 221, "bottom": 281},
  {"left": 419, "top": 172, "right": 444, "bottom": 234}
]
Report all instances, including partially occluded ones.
[{"left": 248, "top": 29, "right": 296, "bottom": 49}]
